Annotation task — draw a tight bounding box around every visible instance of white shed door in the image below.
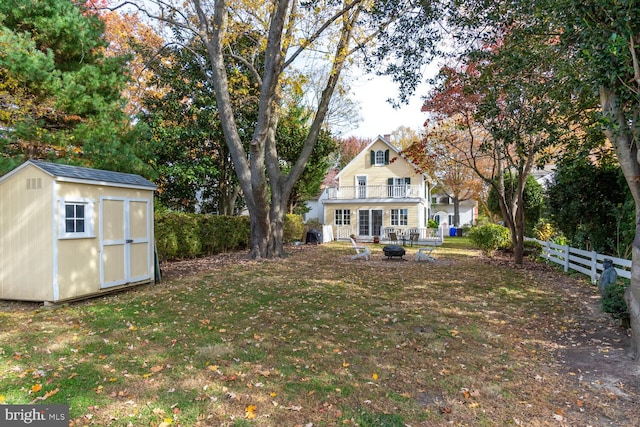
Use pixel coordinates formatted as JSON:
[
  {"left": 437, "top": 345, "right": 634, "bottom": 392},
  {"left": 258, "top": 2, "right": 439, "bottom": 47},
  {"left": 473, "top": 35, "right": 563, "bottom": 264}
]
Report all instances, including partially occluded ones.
[{"left": 100, "top": 198, "right": 151, "bottom": 289}]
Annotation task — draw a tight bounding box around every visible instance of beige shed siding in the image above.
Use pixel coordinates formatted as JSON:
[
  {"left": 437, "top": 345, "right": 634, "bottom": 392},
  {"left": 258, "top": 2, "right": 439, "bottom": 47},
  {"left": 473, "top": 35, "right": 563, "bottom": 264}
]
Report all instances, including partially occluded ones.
[
  {"left": 55, "top": 182, "right": 154, "bottom": 300},
  {"left": 0, "top": 166, "right": 54, "bottom": 301}
]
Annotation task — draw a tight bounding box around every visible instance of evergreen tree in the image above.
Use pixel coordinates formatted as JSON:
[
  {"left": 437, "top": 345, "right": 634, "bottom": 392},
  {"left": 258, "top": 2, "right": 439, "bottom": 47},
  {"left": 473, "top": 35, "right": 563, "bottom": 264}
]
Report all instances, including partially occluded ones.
[{"left": 0, "top": 0, "right": 145, "bottom": 175}]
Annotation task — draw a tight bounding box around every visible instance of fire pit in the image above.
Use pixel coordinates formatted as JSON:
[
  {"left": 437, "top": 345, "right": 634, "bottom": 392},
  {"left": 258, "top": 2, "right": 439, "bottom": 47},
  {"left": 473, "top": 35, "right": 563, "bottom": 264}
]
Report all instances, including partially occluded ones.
[{"left": 383, "top": 244, "right": 406, "bottom": 259}]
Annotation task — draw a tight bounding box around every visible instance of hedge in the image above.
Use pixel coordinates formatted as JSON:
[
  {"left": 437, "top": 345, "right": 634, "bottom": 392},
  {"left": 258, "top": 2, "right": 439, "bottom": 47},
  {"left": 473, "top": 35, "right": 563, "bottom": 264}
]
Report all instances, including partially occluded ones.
[{"left": 154, "top": 212, "right": 305, "bottom": 260}]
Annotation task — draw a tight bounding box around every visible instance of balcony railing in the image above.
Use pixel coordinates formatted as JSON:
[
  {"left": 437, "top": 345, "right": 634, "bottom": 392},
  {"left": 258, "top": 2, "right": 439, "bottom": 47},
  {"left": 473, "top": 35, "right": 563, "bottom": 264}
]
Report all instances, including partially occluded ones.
[
  {"left": 335, "top": 226, "right": 444, "bottom": 243},
  {"left": 326, "top": 185, "right": 423, "bottom": 200}
]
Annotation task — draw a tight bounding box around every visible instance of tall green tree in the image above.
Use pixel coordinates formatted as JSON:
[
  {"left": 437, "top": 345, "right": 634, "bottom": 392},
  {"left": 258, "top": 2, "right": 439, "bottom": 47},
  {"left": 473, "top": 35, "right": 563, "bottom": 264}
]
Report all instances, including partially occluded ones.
[
  {"left": 541, "top": 0, "right": 640, "bottom": 358},
  {"left": 487, "top": 173, "right": 544, "bottom": 237},
  {"left": 0, "top": 0, "right": 145, "bottom": 174},
  {"left": 547, "top": 152, "right": 633, "bottom": 257},
  {"left": 138, "top": 43, "right": 245, "bottom": 214},
  {"left": 276, "top": 100, "right": 337, "bottom": 214},
  {"left": 123, "top": 0, "right": 442, "bottom": 258}
]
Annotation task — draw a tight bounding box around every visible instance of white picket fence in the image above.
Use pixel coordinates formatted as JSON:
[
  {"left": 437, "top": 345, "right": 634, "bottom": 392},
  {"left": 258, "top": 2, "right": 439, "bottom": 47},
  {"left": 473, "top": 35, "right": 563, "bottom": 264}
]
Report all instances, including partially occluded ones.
[{"left": 527, "top": 238, "right": 631, "bottom": 284}]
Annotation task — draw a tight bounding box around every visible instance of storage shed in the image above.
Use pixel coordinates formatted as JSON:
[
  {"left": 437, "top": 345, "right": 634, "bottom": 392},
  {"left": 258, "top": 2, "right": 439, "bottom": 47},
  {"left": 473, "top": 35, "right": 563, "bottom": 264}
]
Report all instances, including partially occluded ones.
[{"left": 0, "top": 160, "right": 156, "bottom": 303}]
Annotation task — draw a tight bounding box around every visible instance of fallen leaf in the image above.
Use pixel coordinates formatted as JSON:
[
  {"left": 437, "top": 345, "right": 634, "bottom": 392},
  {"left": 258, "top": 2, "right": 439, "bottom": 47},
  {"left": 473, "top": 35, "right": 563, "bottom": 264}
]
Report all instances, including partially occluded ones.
[
  {"left": 31, "top": 384, "right": 42, "bottom": 393},
  {"left": 245, "top": 405, "right": 257, "bottom": 419},
  {"left": 151, "top": 365, "right": 164, "bottom": 373},
  {"left": 372, "top": 373, "right": 379, "bottom": 380},
  {"left": 342, "top": 361, "right": 350, "bottom": 368}
]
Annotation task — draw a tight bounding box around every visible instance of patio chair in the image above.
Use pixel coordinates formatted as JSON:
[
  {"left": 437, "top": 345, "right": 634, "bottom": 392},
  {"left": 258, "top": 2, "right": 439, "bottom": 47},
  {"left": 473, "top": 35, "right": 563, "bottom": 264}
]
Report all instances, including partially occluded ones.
[
  {"left": 388, "top": 231, "right": 398, "bottom": 244},
  {"left": 415, "top": 244, "right": 437, "bottom": 262},
  {"left": 350, "top": 237, "right": 370, "bottom": 260}
]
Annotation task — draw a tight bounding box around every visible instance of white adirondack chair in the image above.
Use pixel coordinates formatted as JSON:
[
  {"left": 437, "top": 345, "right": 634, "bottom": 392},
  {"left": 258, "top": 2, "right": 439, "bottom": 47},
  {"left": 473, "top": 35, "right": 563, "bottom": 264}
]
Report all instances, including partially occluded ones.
[
  {"left": 415, "top": 244, "right": 437, "bottom": 262},
  {"left": 350, "top": 238, "right": 370, "bottom": 260}
]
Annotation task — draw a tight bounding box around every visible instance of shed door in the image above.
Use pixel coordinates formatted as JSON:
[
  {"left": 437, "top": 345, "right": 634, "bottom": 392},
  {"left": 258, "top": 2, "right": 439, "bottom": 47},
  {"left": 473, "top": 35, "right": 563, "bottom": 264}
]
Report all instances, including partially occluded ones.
[{"left": 100, "top": 198, "right": 151, "bottom": 289}]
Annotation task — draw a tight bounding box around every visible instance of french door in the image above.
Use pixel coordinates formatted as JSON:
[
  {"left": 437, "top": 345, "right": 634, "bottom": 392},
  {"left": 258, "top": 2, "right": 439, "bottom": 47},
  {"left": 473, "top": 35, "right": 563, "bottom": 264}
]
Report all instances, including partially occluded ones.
[{"left": 358, "top": 209, "right": 383, "bottom": 237}]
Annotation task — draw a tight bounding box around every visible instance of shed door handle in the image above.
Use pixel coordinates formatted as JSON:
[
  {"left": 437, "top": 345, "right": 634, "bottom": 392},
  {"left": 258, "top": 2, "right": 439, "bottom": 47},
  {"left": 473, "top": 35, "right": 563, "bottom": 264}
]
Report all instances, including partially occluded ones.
[{"left": 125, "top": 239, "right": 134, "bottom": 243}]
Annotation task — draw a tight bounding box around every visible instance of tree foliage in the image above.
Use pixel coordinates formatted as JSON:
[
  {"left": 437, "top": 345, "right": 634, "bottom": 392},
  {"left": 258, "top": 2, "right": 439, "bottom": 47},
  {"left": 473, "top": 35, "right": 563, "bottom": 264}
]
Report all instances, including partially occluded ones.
[
  {"left": 0, "top": 0, "right": 146, "bottom": 175},
  {"left": 546, "top": 152, "right": 634, "bottom": 257},
  {"left": 119, "top": 0, "right": 443, "bottom": 259},
  {"left": 137, "top": 42, "right": 246, "bottom": 214},
  {"left": 487, "top": 173, "right": 544, "bottom": 237}
]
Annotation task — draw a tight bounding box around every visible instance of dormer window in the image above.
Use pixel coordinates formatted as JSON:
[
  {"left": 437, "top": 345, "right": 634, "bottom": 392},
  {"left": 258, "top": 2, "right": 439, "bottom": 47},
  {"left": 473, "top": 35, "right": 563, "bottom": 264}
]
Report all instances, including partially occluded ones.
[{"left": 370, "top": 149, "right": 390, "bottom": 166}]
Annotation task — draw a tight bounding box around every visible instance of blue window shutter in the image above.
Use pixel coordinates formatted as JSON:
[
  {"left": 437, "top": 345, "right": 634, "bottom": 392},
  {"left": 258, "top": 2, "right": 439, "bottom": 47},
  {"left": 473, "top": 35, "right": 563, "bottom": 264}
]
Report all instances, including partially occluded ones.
[
  {"left": 384, "top": 150, "right": 390, "bottom": 164},
  {"left": 370, "top": 150, "right": 375, "bottom": 165},
  {"left": 404, "top": 177, "right": 411, "bottom": 185}
]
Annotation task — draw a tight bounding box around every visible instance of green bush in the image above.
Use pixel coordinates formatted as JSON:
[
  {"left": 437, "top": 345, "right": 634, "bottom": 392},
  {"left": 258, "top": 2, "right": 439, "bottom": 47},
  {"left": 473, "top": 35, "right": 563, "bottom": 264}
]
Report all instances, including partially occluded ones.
[
  {"left": 284, "top": 214, "right": 305, "bottom": 243},
  {"left": 155, "top": 211, "right": 304, "bottom": 260},
  {"left": 523, "top": 240, "right": 542, "bottom": 259},
  {"left": 428, "top": 219, "right": 439, "bottom": 228},
  {"left": 155, "top": 211, "right": 250, "bottom": 261},
  {"left": 468, "top": 224, "right": 511, "bottom": 256},
  {"left": 602, "top": 282, "right": 630, "bottom": 322}
]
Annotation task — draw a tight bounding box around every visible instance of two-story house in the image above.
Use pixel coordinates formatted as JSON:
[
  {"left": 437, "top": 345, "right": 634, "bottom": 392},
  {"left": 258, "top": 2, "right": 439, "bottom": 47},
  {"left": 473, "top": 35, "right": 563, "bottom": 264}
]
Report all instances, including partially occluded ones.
[{"left": 308, "top": 135, "right": 440, "bottom": 241}]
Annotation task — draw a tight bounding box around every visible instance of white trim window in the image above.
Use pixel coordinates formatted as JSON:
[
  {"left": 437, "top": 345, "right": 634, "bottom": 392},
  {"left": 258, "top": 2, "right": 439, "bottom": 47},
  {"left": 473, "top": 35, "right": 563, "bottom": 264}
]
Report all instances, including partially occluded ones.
[
  {"left": 335, "top": 209, "right": 351, "bottom": 225},
  {"left": 59, "top": 199, "right": 94, "bottom": 239},
  {"left": 391, "top": 208, "right": 408, "bottom": 226}
]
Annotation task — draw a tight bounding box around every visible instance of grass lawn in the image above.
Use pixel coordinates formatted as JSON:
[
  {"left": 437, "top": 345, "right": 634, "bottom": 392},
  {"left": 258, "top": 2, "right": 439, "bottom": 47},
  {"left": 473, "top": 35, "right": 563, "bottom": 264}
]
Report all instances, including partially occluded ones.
[{"left": 1, "top": 238, "right": 638, "bottom": 426}]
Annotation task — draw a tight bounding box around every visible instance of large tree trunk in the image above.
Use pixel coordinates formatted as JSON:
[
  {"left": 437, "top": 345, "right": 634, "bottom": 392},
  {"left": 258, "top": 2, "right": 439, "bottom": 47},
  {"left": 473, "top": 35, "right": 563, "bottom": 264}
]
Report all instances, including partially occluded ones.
[
  {"left": 453, "top": 195, "right": 460, "bottom": 227},
  {"left": 600, "top": 86, "right": 640, "bottom": 359}
]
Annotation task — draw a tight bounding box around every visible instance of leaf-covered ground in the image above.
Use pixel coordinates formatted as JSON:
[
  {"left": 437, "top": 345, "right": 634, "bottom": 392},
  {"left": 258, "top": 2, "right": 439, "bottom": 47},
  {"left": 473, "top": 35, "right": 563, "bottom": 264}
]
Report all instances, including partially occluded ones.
[{"left": 1, "top": 239, "right": 640, "bottom": 426}]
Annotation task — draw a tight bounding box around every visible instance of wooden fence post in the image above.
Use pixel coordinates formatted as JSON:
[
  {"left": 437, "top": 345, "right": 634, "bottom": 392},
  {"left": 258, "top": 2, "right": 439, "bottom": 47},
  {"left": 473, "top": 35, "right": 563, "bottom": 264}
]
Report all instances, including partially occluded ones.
[{"left": 563, "top": 244, "right": 570, "bottom": 272}]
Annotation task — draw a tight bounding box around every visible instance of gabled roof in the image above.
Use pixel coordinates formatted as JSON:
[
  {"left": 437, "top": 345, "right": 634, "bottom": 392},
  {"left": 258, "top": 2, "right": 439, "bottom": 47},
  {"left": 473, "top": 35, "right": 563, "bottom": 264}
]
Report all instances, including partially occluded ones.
[
  {"left": 0, "top": 160, "right": 156, "bottom": 190},
  {"left": 335, "top": 135, "right": 426, "bottom": 180}
]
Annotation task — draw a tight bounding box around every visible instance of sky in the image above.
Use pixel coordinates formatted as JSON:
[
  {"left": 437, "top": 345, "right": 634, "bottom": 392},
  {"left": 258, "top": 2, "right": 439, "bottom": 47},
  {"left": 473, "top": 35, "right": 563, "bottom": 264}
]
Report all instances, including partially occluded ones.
[{"left": 343, "top": 73, "right": 432, "bottom": 140}]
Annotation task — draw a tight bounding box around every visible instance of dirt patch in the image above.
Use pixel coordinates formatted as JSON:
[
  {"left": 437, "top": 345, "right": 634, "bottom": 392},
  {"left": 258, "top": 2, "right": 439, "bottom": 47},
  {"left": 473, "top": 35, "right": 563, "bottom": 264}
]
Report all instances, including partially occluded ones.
[{"left": 485, "top": 254, "right": 640, "bottom": 424}]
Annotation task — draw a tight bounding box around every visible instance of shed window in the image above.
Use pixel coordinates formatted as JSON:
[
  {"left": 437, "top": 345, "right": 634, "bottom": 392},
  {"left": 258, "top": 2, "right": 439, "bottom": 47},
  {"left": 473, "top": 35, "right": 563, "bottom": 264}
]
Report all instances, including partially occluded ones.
[
  {"left": 59, "top": 200, "right": 94, "bottom": 239},
  {"left": 65, "top": 204, "right": 85, "bottom": 233}
]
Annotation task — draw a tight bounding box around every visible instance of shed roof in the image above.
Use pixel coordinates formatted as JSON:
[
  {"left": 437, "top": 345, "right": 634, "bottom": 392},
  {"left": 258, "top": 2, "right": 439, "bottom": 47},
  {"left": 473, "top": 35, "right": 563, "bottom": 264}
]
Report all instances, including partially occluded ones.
[{"left": 0, "top": 160, "right": 156, "bottom": 190}]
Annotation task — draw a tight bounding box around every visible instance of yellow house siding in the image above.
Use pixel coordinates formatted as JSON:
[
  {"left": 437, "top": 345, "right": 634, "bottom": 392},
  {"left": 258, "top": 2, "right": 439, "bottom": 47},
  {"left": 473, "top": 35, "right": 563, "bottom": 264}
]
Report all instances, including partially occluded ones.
[
  {"left": 0, "top": 166, "right": 54, "bottom": 301},
  {"left": 325, "top": 202, "right": 425, "bottom": 238},
  {"left": 339, "top": 140, "right": 421, "bottom": 188}
]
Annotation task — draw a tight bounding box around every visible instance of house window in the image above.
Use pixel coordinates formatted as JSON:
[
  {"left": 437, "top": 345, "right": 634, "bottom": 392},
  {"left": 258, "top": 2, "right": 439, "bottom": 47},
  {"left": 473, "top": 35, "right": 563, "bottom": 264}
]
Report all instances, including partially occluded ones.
[
  {"left": 375, "top": 150, "right": 385, "bottom": 165},
  {"left": 391, "top": 209, "right": 408, "bottom": 226},
  {"left": 335, "top": 209, "right": 351, "bottom": 226},
  {"left": 59, "top": 200, "right": 94, "bottom": 239},
  {"left": 371, "top": 149, "right": 390, "bottom": 166}
]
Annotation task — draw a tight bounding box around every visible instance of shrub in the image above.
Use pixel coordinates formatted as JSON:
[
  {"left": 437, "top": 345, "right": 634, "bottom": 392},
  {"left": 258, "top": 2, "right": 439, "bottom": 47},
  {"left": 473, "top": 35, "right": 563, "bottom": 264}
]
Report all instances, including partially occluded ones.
[
  {"left": 533, "top": 219, "right": 555, "bottom": 241},
  {"left": 428, "top": 219, "right": 439, "bottom": 228},
  {"left": 283, "top": 214, "right": 304, "bottom": 243},
  {"left": 468, "top": 224, "right": 511, "bottom": 256},
  {"left": 155, "top": 212, "right": 305, "bottom": 260},
  {"left": 155, "top": 211, "right": 250, "bottom": 261},
  {"left": 523, "top": 240, "right": 542, "bottom": 259},
  {"left": 602, "top": 282, "right": 630, "bottom": 322}
]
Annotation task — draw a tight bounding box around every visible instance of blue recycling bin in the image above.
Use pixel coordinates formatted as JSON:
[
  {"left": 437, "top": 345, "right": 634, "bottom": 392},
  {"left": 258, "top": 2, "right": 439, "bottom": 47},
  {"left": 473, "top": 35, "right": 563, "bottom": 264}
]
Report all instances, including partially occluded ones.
[{"left": 449, "top": 226, "right": 457, "bottom": 237}]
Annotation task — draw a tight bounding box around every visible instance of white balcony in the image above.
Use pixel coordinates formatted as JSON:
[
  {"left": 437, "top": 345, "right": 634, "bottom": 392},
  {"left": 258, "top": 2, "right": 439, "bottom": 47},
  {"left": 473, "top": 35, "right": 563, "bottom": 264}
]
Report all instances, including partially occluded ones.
[{"left": 325, "top": 185, "right": 423, "bottom": 200}]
